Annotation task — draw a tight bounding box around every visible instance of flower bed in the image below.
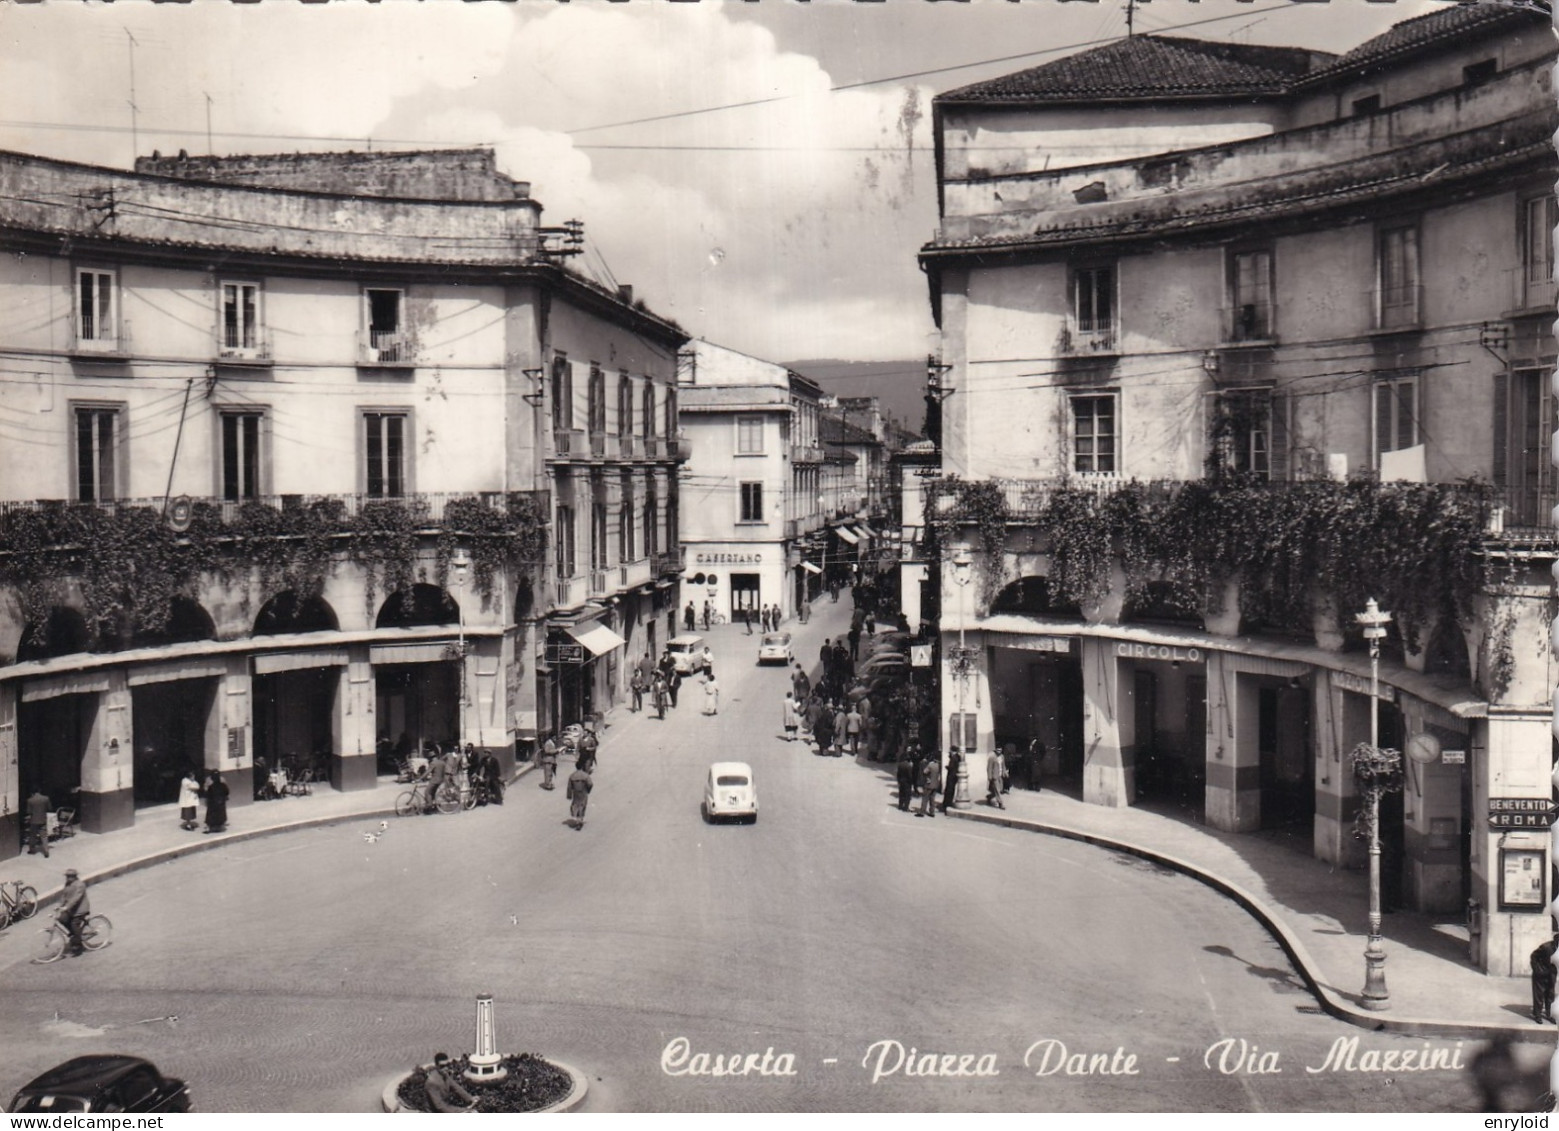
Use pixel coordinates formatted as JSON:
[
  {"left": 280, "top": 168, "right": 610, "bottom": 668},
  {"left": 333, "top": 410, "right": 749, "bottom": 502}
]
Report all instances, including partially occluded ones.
[{"left": 395, "top": 1054, "right": 575, "bottom": 1113}]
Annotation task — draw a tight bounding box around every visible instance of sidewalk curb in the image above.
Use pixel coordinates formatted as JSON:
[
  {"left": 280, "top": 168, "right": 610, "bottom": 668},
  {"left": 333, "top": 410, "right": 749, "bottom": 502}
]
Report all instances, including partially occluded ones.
[
  {"left": 948, "top": 806, "right": 1547, "bottom": 1044},
  {"left": 22, "top": 763, "right": 537, "bottom": 915}
]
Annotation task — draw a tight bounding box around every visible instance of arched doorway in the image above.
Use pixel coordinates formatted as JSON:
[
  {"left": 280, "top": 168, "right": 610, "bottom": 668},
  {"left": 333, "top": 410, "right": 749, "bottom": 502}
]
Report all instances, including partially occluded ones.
[
  {"left": 254, "top": 591, "right": 339, "bottom": 636},
  {"left": 373, "top": 585, "right": 460, "bottom": 762},
  {"left": 987, "top": 577, "right": 1085, "bottom": 796},
  {"left": 132, "top": 596, "right": 220, "bottom": 807},
  {"left": 252, "top": 591, "right": 342, "bottom": 785}
]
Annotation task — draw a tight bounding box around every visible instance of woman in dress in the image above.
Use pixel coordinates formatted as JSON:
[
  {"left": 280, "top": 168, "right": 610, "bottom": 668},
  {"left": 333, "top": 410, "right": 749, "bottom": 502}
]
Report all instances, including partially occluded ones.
[
  {"left": 203, "top": 770, "right": 230, "bottom": 834},
  {"left": 702, "top": 669, "right": 720, "bottom": 716}
]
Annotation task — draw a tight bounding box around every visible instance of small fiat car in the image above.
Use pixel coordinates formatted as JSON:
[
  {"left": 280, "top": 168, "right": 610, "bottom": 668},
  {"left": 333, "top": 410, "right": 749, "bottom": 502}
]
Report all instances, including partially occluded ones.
[
  {"left": 757, "top": 632, "right": 793, "bottom": 665},
  {"left": 703, "top": 761, "right": 758, "bottom": 824},
  {"left": 668, "top": 635, "right": 708, "bottom": 675},
  {"left": 8, "top": 1056, "right": 191, "bottom": 1113}
]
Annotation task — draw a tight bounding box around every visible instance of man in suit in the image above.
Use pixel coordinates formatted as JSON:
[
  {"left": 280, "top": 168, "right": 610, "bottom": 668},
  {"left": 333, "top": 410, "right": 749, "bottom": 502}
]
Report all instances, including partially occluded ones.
[
  {"left": 896, "top": 752, "right": 916, "bottom": 812},
  {"left": 567, "top": 766, "right": 593, "bottom": 828},
  {"left": 918, "top": 754, "right": 942, "bottom": 818}
]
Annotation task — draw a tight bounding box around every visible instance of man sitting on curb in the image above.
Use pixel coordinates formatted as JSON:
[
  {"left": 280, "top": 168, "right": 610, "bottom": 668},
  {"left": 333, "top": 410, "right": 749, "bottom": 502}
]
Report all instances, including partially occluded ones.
[{"left": 425, "top": 1053, "right": 477, "bottom": 1112}]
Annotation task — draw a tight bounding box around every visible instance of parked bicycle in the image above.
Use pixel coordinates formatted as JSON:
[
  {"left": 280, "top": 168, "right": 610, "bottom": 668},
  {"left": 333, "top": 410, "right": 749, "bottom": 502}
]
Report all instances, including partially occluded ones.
[
  {"left": 33, "top": 913, "right": 112, "bottom": 963},
  {"left": 394, "top": 779, "right": 461, "bottom": 817},
  {"left": 0, "top": 879, "right": 39, "bottom": 929}
]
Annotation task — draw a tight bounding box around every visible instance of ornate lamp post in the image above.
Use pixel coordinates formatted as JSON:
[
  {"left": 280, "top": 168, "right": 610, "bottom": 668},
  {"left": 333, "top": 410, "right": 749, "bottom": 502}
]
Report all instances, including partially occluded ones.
[
  {"left": 1353, "top": 596, "right": 1397, "bottom": 1010},
  {"left": 951, "top": 543, "right": 974, "bottom": 809},
  {"left": 452, "top": 547, "right": 471, "bottom": 750}
]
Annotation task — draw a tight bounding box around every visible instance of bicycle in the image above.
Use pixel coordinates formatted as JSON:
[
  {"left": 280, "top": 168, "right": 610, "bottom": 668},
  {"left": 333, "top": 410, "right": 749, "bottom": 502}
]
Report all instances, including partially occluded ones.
[
  {"left": 0, "top": 879, "right": 39, "bottom": 929},
  {"left": 33, "top": 913, "right": 112, "bottom": 963},
  {"left": 394, "top": 779, "right": 461, "bottom": 817}
]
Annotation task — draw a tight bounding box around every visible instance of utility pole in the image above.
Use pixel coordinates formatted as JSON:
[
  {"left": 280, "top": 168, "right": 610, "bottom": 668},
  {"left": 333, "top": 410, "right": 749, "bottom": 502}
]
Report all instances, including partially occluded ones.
[
  {"left": 205, "top": 93, "right": 214, "bottom": 155},
  {"left": 126, "top": 29, "right": 140, "bottom": 161},
  {"left": 1125, "top": 0, "right": 1136, "bottom": 37}
]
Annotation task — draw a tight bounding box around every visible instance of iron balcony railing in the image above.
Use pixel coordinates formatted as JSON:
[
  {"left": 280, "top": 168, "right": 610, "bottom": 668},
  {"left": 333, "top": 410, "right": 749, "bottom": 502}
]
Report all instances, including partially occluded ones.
[
  {"left": 652, "top": 547, "right": 685, "bottom": 576},
  {"left": 555, "top": 574, "right": 589, "bottom": 609},
  {"left": 359, "top": 329, "right": 417, "bottom": 366},
  {"left": 619, "top": 557, "right": 652, "bottom": 589}
]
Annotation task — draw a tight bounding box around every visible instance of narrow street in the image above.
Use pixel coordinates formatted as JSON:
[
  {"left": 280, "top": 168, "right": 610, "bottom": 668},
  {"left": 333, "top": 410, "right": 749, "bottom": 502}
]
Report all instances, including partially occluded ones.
[{"left": 0, "top": 596, "right": 1483, "bottom": 1111}]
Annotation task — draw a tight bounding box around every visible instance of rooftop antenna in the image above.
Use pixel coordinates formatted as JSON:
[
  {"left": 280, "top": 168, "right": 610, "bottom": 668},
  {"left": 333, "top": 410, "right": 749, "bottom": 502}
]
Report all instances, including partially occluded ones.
[
  {"left": 1125, "top": 0, "right": 1136, "bottom": 37},
  {"left": 125, "top": 28, "right": 139, "bottom": 159}
]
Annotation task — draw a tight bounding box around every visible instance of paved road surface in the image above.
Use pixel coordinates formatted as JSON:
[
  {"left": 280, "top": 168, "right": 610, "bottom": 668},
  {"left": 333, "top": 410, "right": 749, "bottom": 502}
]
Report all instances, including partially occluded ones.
[{"left": 0, "top": 598, "right": 1487, "bottom": 1111}]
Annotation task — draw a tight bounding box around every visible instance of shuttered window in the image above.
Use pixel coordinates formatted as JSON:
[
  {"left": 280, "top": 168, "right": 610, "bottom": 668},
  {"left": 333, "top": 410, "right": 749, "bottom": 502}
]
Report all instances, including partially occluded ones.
[{"left": 1372, "top": 375, "right": 1419, "bottom": 468}]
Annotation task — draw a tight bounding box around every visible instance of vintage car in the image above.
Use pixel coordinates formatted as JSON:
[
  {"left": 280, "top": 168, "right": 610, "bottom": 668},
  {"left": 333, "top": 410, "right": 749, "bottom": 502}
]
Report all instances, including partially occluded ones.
[
  {"left": 8, "top": 1056, "right": 192, "bottom": 1113},
  {"left": 702, "top": 761, "right": 758, "bottom": 824},
  {"left": 667, "top": 635, "right": 709, "bottom": 675},
  {"left": 757, "top": 632, "right": 794, "bottom": 665}
]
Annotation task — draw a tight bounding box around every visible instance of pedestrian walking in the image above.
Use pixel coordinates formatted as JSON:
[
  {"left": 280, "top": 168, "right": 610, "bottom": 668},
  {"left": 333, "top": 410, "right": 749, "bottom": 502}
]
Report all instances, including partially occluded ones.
[
  {"left": 940, "top": 747, "right": 962, "bottom": 813},
  {"left": 702, "top": 600, "right": 712, "bottom": 631},
  {"left": 986, "top": 748, "right": 1007, "bottom": 809},
  {"left": 800, "top": 597, "right": 810, "bottom": 624},
  {"left": 792, "top": 663, "right": 811, "bottom": 702},
  {"left": 896, "top": 753, "right": 915, "bottom": 811},
  {"left": 845, "top": 705, "right": 863, "bottom": 755},
  {"left": 539, "top": 733, "right": 559, "bottom": 789},
  {"left": 702, "top": 670, "right": 720, "bottom": 716},
  {"left": 652, "top": 674, "right": 668, "bottom": 720},
  {"left": 831, "top": 702, "right": 848, "bottom": 757},
  {"left": 918, "top": 755, "right": 942, "bottom": 818},
  {"left": 782, "top": 690, "right": 800, "bottom": 741},
  {"left": 744, "top": 606, "right": 755, "bottom": 635},
  {"left": 865, "top": 611, "right": 876, "bottom": 635},
  {"left": 630, "top": 669, "right": 645, "bottom": 712},
  {"left": 202, "top": 770, "right": 230, "bottom": 833},
  {"left": 25, "top": 787, "right": 50, "bottom": 857},
  {"left": 684, "top": 602, "right": 696, "bottom": 631},
  {"left": 812, "top": 703, "right": 834, "bottom": 757},
  {"left": 1027, "top": 737, "right": 1046, "bottom": 794},
  {"left": 178, "top": 770, "right": 201, "bottom": 832},
  {"left": 1533, "top": 936, "right": 1558, "bottom": 1023},
  {"left": 669, "top": 667, "right": 681, "bottom": 709},
  {"left": 577, "top": 726, "right": 599, "bottom": 774},
  {"left": 701, "top": 645, "right": 714, "bottom": 672},
  {"left": 567, "top": 766, "right": 593, "bottom": 828},
  {"left": 480, "top": 749, "right": 504, "bottom": 805}
]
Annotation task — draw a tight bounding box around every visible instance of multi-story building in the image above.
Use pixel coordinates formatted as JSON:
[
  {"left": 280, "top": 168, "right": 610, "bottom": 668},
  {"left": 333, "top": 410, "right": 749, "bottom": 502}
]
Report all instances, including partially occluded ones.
[
  {"left": 0, "top": 147, "right": 686, "bottom": 856},
  {"left": 919, "top": 6, "right": 1557, "bottom": 974},
  {"left": 678, "top": 340, "right": 825, "bottom": 621}
]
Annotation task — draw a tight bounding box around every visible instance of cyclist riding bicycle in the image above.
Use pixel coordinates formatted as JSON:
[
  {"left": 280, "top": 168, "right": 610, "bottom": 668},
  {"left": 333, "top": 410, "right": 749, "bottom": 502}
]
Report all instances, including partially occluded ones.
[{"left": 56, "top": 868, "right": 90, "bottom": 957}]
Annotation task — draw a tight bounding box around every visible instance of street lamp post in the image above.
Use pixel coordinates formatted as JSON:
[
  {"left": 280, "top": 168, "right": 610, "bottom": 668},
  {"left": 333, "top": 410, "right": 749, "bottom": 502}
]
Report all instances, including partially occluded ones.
[
  {"left": 452, "top": 547, "right": 471, "bottom": 751},
  {"left": 1355, "top": 596, "right": 1394, "bottom": 1010},
  {"left": 951, "top": 543, "right": 973, "bottom": 809}
]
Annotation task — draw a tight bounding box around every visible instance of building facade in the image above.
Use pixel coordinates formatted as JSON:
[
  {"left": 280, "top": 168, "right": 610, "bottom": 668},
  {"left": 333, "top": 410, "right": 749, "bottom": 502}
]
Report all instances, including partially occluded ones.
[
  {"left": 678, "top": 340, "right": 826, "bottom": 623},
  {"left": 919, "top": 7, "right": 1557, "bottom": 975},
  {"left": 0, "top": 148, "right": 686, "bottom": 857}
]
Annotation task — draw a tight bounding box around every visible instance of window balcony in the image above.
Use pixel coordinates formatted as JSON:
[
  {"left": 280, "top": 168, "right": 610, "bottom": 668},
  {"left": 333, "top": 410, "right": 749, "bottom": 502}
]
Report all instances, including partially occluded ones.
[
  {"left": 71, "top": 320, "right": 132, "bottom": 358},
  {"left": 217, "top": 332, "right": 274, "bottom": 367},
  {"left": 358, "top": 330, "right": 417, "bottom": 366},
  {"left": 1061, "top": 322, "right": 1118, "bottom": 356},
  {"left": 550, "top": 429, "right": 587, "bottom": 460},
  {"left": 589, "top": 431, "right": 607, "bottom": 459},
  {"left": 1221, "top": 302, "right": 1276, "bottom": 345},
  {"left": 589, "top": 569, "right": 609, "bottom": 596},
  {"left": 617, "top": 434, "right": 638, "bottom": 460},
  {"left": 619, "top": 557, "right": 652, "bottom": 589},
  {"left": 790, "top": 443, "right": 825, "bottom": 465},
  {"left": 1375, "top": 285, "right": 1423, "bottom": 332},
  {"left": 554, "top": 574, "right": 589, "bottom": 610},
  {"left": 652, "top": 547, "right": 685, "bottom": 577}
]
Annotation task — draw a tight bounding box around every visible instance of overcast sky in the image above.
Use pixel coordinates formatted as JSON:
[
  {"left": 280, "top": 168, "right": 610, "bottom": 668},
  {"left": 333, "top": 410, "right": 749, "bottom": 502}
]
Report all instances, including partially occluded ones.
[{"left": 0, "top": 0, "right": 1450, "bottom": 363}]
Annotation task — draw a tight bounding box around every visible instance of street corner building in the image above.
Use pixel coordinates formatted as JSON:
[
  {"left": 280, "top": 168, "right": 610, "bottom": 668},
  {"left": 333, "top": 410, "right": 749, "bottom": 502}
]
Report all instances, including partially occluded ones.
[
  {"left": 0, "top": 146, "right": 689, "bottom": 856},
  {"left": 915, "top": 5, "right": 1558, "bottom": 975}
]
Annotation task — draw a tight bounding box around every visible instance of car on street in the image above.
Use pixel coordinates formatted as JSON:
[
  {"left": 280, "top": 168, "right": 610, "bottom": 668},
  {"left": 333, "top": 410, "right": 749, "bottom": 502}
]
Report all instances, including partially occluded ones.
[
  {"left": 757, "top": 631, "right": 793, "bottom": 665},
  {"left": 668, "top": 635, "right": 708, "bottom": 675},
  {"left": 702, "top": 761, "right": 758, "bottom": 823},
  {"left": 8, "top": 1056, "right": 192, "bottom": 1113}
]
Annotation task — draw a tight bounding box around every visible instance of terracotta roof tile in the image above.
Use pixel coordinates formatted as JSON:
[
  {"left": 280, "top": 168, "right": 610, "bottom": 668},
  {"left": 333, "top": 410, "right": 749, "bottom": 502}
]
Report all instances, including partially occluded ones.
[
  {"left": 938, "top": 35, "right": 1330, "bottom": 105},
  {"left": 1305, "top": 2, "right": 1535, "bottom": 83}
]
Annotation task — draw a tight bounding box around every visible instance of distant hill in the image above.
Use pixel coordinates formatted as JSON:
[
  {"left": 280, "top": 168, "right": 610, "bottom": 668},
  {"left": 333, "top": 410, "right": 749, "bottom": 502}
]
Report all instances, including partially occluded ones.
[{"left": 784, "top": 359, "right": 926, "bottom": 438}]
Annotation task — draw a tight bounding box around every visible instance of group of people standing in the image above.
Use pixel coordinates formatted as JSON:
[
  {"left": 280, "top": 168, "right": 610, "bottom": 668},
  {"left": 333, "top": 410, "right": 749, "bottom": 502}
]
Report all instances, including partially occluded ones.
[
  {"left": 179, "top": 769, "right": 229, "bottom": 834},
  {"left": 539, "top": 725, "right": 598, "bottom": 828},
  {"left": 418, "top": 743, "right": 505, "bottom": 813}
]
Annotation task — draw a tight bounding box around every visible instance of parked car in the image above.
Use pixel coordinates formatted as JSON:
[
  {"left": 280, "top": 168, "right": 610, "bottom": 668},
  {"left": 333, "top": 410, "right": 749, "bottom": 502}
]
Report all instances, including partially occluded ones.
[
  {"left": 667, "top": 635, "right": 708, "bottom": 675},
  {"left": 703, "top": 761, "right": 758, "bottom": 824},
  {"left": 8, "top": 1056, "right": 191, "bottom": 1113},
  {"left": 757, "top": 632, "right": 793, "bottom": 665}
]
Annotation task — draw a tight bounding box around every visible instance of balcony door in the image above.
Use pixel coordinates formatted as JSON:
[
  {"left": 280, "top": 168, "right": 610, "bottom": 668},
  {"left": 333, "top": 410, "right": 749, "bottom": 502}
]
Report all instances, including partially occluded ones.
[{"left": 1495, "top": 366, "right": 1553, "bottom": 527}]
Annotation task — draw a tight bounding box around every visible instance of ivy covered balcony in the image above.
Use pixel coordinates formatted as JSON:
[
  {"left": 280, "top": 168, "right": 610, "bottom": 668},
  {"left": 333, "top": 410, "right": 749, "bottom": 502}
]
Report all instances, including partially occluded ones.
[{"left": 930, "top": 475, "right": 1551, "bottom": 696}]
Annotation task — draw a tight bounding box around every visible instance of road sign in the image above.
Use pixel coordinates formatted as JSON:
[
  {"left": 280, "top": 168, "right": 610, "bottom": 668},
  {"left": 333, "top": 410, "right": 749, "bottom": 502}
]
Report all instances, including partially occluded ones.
[{"left": 1487, "top": 797, "right": 1558, "bottom": 829}]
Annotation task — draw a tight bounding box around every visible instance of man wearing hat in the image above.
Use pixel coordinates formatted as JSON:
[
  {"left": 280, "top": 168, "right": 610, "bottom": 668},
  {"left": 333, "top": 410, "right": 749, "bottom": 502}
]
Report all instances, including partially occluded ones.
[{"left": 57, "top": 869, "right": 89, "bottom": 957}]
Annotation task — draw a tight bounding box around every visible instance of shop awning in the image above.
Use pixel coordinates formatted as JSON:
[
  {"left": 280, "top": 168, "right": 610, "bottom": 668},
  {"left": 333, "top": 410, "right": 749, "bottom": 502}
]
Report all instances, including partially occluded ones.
[
  {"left": 851, "top": 526, "right": 872, "bottom": 541},
  {"left": 857, "top": 523, "right": 878, "bottom": 538},
  {"left": 252, "top": 649, "right": 349, "bottom": 677},
  {"left": 833, "top": 526, "right": 859, "bottom": 545},
  {"left": 801, "top": 561, "right": 823, "bottom": 575},
  {"left": 566, "top": 621, "right": 626, "bottom": 657}
]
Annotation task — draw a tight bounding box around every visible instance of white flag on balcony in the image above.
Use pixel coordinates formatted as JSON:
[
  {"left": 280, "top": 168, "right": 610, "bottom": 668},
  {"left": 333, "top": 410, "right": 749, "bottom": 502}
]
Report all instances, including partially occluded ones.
[{"left": 1379, "top": 444, "right": 1426, "bottom": 483}]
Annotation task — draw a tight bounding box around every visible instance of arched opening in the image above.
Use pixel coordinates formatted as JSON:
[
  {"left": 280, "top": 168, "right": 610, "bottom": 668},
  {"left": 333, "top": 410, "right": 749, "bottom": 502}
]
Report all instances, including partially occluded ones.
[
  {"left": 131, "top": 596, "right": 216, "bottom": 649},
  {"left": 375, "top": 584, "right": 458, "bottom": 630},
  {"left": 989, "top": 576, "right": 1079, "bottom": 619},
  {"left": 254, "top": 591, "right": 340, "bottom": 636},
  {"left": 16, "top": 607, "right": 91, "bottom": 662},
  {"left": 1123, "top": 580, "right": 1205, "bottom": 631},
  {"left": 1424, "top": 616, "right": 1471, "bottom": 679}
]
